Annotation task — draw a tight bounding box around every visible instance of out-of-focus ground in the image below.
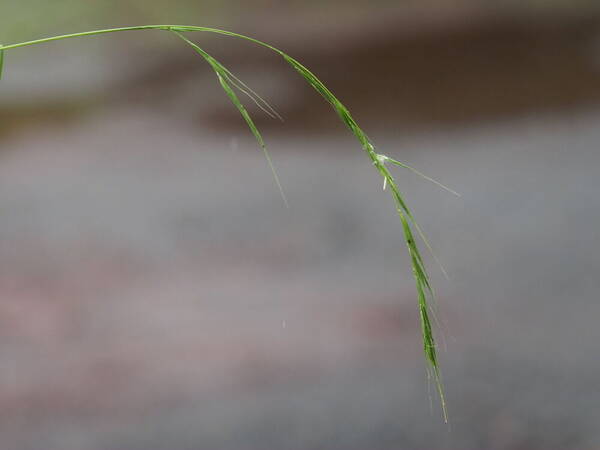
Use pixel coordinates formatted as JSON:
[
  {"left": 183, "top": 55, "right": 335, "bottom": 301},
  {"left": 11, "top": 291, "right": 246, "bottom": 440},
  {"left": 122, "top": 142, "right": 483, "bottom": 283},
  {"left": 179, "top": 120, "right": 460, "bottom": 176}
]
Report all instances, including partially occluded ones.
[{"left": 1, "top": 3, "right": 600, "bottom": 449}]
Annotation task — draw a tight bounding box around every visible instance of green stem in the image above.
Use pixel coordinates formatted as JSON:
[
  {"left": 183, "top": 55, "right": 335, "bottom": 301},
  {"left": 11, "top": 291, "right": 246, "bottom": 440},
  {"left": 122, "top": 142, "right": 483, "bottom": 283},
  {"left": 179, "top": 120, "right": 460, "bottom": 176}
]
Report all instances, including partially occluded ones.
[
  {"left": 0, "top": 25, "right": 282, "bottom": 53},
  {"left": 0, "top": 25, "right": 170, "bottom": 50}
]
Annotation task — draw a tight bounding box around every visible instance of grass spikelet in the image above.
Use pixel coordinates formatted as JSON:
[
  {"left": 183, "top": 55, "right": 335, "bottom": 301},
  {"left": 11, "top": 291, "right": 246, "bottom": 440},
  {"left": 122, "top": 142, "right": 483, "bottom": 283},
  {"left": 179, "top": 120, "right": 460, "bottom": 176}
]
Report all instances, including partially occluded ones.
[{"left": 172, "top": 31, "right": 288, "bottom": 207}]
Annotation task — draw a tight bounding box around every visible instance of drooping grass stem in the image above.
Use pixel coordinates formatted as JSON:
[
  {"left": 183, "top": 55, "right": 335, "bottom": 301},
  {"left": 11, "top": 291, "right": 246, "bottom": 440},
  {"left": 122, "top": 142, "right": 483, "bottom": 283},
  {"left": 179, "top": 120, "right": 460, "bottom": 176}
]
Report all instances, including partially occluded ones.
[{"left": 1, "top": 25, "right": 454, "bottom": 422}]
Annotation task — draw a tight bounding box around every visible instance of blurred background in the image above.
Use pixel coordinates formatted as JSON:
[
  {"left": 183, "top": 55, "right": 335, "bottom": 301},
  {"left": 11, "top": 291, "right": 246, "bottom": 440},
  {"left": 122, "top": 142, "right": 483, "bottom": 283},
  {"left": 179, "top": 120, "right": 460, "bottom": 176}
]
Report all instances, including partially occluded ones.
[{"left": 2, "top": 2, "right": 600, "bottom": 449}]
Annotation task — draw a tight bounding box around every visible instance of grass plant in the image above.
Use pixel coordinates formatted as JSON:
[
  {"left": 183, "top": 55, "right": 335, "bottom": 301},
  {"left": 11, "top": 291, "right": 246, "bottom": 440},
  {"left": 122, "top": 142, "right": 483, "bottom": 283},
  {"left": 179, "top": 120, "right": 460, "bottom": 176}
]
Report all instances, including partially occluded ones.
[{"left": 0, "top": 25, "right": 458, "bottom": 421}]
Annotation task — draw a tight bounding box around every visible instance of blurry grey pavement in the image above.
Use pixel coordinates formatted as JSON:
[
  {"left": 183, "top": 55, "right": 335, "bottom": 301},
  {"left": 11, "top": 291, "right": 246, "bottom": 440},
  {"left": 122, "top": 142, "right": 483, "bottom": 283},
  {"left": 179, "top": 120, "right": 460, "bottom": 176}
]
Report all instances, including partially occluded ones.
[{"left": 0, "top": 104, "right": 599, "bottom": 449}]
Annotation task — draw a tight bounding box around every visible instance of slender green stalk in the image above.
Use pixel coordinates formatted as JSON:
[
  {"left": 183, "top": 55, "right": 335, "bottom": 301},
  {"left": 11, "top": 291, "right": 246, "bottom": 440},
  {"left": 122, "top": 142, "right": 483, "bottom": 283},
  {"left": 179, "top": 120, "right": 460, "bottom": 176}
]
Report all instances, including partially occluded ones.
[
  {"left": 0, "top": 25, "right": 172, "bottom": 50},
  {"left": 0, "top": 25, "right": 455, "bottom": 421}
]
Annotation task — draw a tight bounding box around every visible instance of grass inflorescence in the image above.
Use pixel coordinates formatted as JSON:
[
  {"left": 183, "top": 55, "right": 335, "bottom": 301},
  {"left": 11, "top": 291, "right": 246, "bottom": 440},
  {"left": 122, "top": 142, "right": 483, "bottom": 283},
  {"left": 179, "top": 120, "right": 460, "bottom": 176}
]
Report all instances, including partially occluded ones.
[{"left": 0, "top": 25, "right": 458, "bottom": 421}]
